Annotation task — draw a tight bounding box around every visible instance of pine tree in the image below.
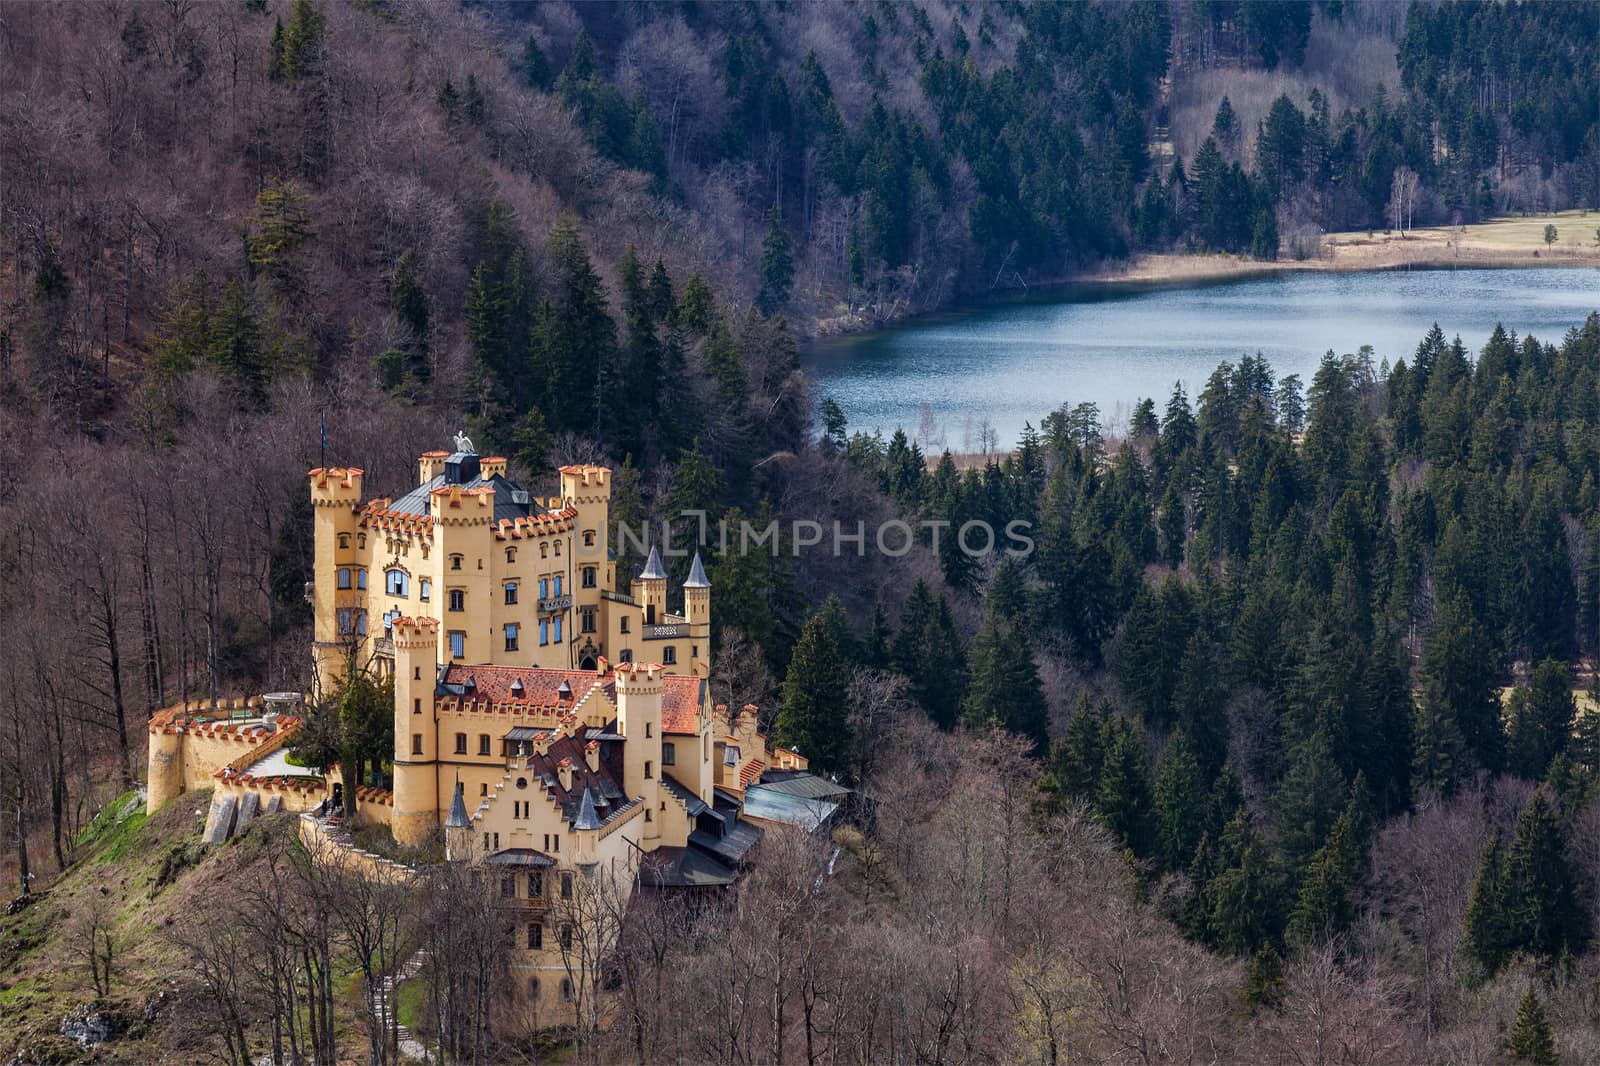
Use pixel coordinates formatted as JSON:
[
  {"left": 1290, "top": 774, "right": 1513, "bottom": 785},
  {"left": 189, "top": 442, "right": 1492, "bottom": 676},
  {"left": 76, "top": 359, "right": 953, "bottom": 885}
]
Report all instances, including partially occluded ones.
[
  {"left": 757, "top": 209, "right": 795, "bottom": 315},
  {"left": 1241, "top": 944, "right": 1284, "bottom": 1008},
  {"left": 1508, "top": 659, "right": 1577, "bottom": 779},
  {"left": 1507, "top": 985, "right": 1559, "bottom": 1065},
  {"left": 1464, "top": 834, "right": 1512, "bottom": 975},
  {"left": 1095, "top": 716, "right": 1154, "bottom": 854},
  {"left": 1154, "top": 729, "right": 1207, "bottom": 871},
  {"left": 247, "top": 179, "right": 314, "bottom": 295},
  {"left": 774, "top": 613, "right": 854, "bottom": 778},
  {"left": 1286, "top": 808, "right": 1360, "bottom": 946},
  {"left": 1503, "top": 791, "right": 1590, "bottom": 964}
]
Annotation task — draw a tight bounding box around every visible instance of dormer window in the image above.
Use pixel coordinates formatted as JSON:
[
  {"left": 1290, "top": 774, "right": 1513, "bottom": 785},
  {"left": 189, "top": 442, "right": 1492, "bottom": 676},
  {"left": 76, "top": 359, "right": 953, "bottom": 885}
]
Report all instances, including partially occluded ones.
[{"left": 510, "top": 678, "right": 525, "bottom": 698}]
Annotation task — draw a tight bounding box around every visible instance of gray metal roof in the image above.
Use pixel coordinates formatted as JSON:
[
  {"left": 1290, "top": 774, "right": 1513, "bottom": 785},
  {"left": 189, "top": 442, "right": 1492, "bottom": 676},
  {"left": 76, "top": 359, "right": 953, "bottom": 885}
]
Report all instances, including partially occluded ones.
[
  {"left": 639, "top": 546, "right": 667, "bottom": 580},
  {"left": 572, "top": 787, "right": 603, "bottom": 830},
  {"left": 690, "top": 819, "right": 762, "bottom": 867},
  {"left": 444, "top": 782, "right": 470, "bottom": 828},
  {"left": 641, "top": 847, "right": 738, "bottom": 888},
  {"left": 684, "top": 552, "right": 711, "bottom": 588},
  {"left": 741, "top": 789, "right": 840, "bottom": 833},
  {"left": 483, "top": 848, "right": 556, "bottom": 867},
  {"left": 749, "top": 773, "right": 851, "bottom": 801},
  {"left": 384, "top": 471, "right": 544, "bottom": 525}
]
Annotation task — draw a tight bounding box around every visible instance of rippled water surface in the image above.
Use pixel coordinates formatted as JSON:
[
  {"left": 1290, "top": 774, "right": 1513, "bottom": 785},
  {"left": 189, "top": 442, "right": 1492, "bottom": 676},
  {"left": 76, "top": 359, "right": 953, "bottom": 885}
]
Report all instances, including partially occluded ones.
[{"left": 805, "top": 268, "right": 1600, "bottom": 448}]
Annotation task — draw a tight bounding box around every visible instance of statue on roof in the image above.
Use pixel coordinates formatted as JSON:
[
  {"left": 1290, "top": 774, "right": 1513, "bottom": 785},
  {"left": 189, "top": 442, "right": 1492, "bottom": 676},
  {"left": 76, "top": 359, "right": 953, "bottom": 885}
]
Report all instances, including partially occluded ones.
[{"left": 454, "top": 430, "right": 476, "bottom": 454}]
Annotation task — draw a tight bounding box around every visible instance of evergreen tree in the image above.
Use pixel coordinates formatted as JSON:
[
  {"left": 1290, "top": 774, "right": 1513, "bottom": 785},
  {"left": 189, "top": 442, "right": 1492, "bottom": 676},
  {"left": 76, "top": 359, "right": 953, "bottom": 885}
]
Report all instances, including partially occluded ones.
[
  {"left": 1503, "top": 791, "right": 1590, "bottom": 964},
  {"left": 1095, "top": 716, "right": 1154, "bottom": 855},
  {"left": 756, "top": 209, "right": 795, "bottom": 315},
  {"left": 1507, "top": 985, "right": 1559, "bottom": 1065},
  {"left": 774, "top": 613, "right": 854, "bottom": 778},
  {"left": 1509, "top": 659, "right": 1578, "bottom": 779},
  {"left": 1154, "top": 728, "right": 1207, "bottom": 871}
]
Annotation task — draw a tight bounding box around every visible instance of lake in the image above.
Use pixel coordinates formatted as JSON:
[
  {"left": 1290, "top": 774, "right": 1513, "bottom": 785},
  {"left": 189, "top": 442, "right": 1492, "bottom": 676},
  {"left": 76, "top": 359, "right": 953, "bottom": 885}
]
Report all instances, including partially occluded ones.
[{"left": 805, "top": 267, "right": 1600, "bottom": 450}]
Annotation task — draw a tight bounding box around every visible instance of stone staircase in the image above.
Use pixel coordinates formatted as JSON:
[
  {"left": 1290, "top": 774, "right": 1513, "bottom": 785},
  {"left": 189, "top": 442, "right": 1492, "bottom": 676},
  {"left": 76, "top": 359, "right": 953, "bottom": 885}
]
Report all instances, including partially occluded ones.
[{"left": 372, "top": 950, "right": 430, "bottom": 1063}]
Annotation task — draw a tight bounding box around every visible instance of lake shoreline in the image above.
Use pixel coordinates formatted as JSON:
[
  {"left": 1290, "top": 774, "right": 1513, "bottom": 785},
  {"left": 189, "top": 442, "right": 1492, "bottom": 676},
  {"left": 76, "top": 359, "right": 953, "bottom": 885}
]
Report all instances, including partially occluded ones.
[{"left": 808, "top": 212, "right": 1599, "bottom": 340}]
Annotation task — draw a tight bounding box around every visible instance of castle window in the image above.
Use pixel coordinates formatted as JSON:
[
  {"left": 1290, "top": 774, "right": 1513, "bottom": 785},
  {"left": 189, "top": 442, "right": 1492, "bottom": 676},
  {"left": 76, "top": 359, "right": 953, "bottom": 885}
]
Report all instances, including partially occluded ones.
[
  {"left": 336, "top": 609, "right": 352, "bottom": 634},
  {"left": 506, "top": 547, "right": 517, "bottom": 563},
  {"left": 540, "top": 544, "right": 548, "bottom": 559},
  {"left": 386, "top": 570, "right": 408, "bottom": 597},
  {"left": 504, "top": 623, "right": 519, "bottom": 652},
  {"left": 662, "top": 743, "right": 675, "bottom": 766},
  {"left": 551, "top": 834, "right": 559, "bottom": 852},
  {"left": 504, "top": 582, "right": 518, "bottom": 605},
  {"left": 412, "top": 734, "right": 423, "bottom": 755},
  {"left": 357, "top": 533, "right": 367, "bottom": 549},
  {"left": 539, "top": 620, "right": 548, "bottom": 646},
  {"left": 414, "top": 667, "right": 421, "bottom": 680},
  {"left": 583, "top": 530, "right": 596, "bottom": 548},
  {"left": 553, "top": 618, "right": 562, "bottom": 643},
  {"left": 582, "top": 566, "right": 596, "bottom": 589},
  {"left": 553, "top": 542, "right": 561, "bottom": 556},
  {"left": 354, "top": 610, "right": 367, "bottom": 636},
  {"left": 692, "top": 645, "right": 698, "bottom": 658},
  {"left": 450, "top": 554, "right": 463, "bottom": 571},
  {"left": 619, "top": 649, "right": 633, "bottom": 663},
  {"left": 528, "top": 871, "right": 543, "bottom": 898},
  {"left": 581, "top": 609, "right": 596, "bottom": 634},
  {"left": 337, "top": 568, "right": 351, "bottom": 590},
  {"left": 454, "top": 733, "right": 467, "bottom": 755},
  {"left": 449, "top": 631, "right": 465, "bottom": 659},
  {"left": 662, "top": 646, "right": 677, "bottom": 665},
  {"left": 645, "top": 809, "right": 652, "bottom": 822},
  {"left": 553, "top": 575, "right": 563, "bottom": 596},
  {"left": 501, "top": 875, "right": 515, "bottom": 898},
  {"left": 413, "top": 698, "right": 421, "bottom": 715},
  {"left": 645, "top": 723, "right": 652, "bottom": 739},
  {"left": 528, "top": 923, "right": 542, "bottom": 950},
  {"left": 561, "top": 874, "right": 573, "bottom": 900},
  {"left": 644, "top": 761, "right": 653, "bottom": 780},
  {"left": 337, "top": 533, "right": 350, "bottom": 550},
  {"left": 478, "top": 734, "right": 491, "bottom": 756},
  {"left": 419, "top": 578, "right": 431, "bottom": 602},
  {"left": 480, "top": 783, "right": 487, "bottom": 796},
  {"left": 559, "top": 922, "right": 572, "bottom": 948},
  {"left": 528, "top": 977, "right": 540, "bottom": 999},
  {"left": 448, "top": 589, "right": 465, "bottom": 612},
  {"left": 620, "top": 618, "right": 630, "bottom": 634},
  {"left": 539, "top": 578, "right": 548, "bottom": 599},
  {"left": 356, "top": 569, "right": 367, "bottom": 590},
  {"left": 559, "top": 978, "right": 573, "bottom": 1002}
]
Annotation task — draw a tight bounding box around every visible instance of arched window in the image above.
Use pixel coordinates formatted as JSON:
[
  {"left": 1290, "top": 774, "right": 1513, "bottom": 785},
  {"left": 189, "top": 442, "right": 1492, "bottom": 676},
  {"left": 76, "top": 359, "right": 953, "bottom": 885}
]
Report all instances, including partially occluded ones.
[
  {"left": 540, "top": 544, "right": 548, "bottom": 559},
  {"left": 337, "top": 533, "right": 350, "bottom": 550},
  {"left": 386, "top": 570, "right": 408, "bottom": 597},
  {"left": 506, "top": 546, "right": 517, "bottom": 563},
  {"left": 559, "top": 977, "right": 573, "bottom": 1002},
  {"left": 449, "top": 553, "right": 463, "bottom": 571},
  {"left": 553, "top": 541, "right": 561, "bottom": 556},
  {"left": 583, "top": 530, "right": 596, "bottom": 547}
]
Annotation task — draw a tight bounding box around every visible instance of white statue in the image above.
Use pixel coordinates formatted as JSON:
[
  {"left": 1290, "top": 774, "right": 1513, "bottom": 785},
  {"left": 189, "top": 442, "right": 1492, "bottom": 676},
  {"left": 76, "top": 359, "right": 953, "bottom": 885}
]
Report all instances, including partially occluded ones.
[{"left": 454, "top": 430, "right": 475, "bottom": 454}]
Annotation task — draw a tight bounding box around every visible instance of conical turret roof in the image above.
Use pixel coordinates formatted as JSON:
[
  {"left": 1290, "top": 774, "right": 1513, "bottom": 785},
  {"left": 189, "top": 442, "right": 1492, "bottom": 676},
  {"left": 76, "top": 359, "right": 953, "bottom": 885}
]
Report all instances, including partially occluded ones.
[
  {"left": 639, "top": 545, "right": 667, "bottom": 580},
  {"left": 684, "top": 551, "right": 711, "bottom": 589},
  {"left": 445, "top": 781, "right": 470, "bottom": 828}
]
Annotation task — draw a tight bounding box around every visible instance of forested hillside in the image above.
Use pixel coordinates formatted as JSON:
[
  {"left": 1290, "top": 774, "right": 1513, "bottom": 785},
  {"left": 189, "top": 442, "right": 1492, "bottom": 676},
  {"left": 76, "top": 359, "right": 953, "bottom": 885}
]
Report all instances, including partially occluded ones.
[{"left": 3, "top": 0, "right": 1600, "bottom": 1061}]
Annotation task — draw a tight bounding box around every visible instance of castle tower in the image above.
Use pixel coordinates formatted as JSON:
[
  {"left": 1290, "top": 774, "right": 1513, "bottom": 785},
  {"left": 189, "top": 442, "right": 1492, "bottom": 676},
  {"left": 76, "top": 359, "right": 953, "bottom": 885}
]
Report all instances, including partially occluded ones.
[
  {"left": 633, "top": 546, "right": 668, "bottom": 626},
  {"left": 443, "top": 780, "right": 472, "bottom": 861},
  {"left": 417, "top": 450, "right": 449, "bottom": 484},
  {"left": 391, "top": 617, "right": 441, "bottom": 847},
  {"left": 428, "top": 457, "right": 495, "bottom": 665},
  {"left": 685, "top": 550, "right": 712, "bottom": 654},
  {"left": 146, "top": 721, "right": 183, "bottom": 813},
  {"left": 309, "top": 465, "right": 366, "bottom": 696},
  {"left": 614, "top": 662, "right": 663, "bottom": 844}
]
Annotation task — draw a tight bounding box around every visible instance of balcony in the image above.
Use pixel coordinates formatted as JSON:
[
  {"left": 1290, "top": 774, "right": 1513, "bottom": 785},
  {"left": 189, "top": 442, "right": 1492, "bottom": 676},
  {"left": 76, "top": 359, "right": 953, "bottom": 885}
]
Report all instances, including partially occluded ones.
[
  {"left": 642, "top": 623, "right": 688, "bottom": 640},
  {"left": 539, "top": 594, "right": 572, "bottom": 614},
  {"left": 373, "top": 637, "right": 395, "bottom": 658}
]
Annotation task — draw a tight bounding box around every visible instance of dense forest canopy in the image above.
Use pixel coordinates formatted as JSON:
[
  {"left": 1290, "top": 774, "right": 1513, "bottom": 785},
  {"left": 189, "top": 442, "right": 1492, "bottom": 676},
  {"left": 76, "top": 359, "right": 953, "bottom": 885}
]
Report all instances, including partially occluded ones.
[{"left": 2, "top": 0, "right": 1600, "bottom": 1061}]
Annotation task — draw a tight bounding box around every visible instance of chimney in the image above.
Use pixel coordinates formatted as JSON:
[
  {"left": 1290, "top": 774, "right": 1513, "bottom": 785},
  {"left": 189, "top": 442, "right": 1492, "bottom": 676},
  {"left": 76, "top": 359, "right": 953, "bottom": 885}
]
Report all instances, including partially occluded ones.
[
  {"left": 557, "top": 757, "right": 573, "bottom": 791},
  {"left": 585, "top": 741, "right": 600, "bottom": 773}
]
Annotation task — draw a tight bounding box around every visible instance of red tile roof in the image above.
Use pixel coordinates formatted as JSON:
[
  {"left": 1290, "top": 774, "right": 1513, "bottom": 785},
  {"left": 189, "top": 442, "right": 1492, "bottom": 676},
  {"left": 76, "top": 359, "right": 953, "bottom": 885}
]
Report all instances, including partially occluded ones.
[{"left": 437, "top": 663, "right": 701, "bottom": 733}]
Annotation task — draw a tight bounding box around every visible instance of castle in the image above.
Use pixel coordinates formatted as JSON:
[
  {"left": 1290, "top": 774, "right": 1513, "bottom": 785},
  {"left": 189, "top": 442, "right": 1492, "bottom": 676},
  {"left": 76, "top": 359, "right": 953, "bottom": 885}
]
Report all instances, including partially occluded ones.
[{"left": 148, "top": 443, "right": 821, "bottom": 1027}]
